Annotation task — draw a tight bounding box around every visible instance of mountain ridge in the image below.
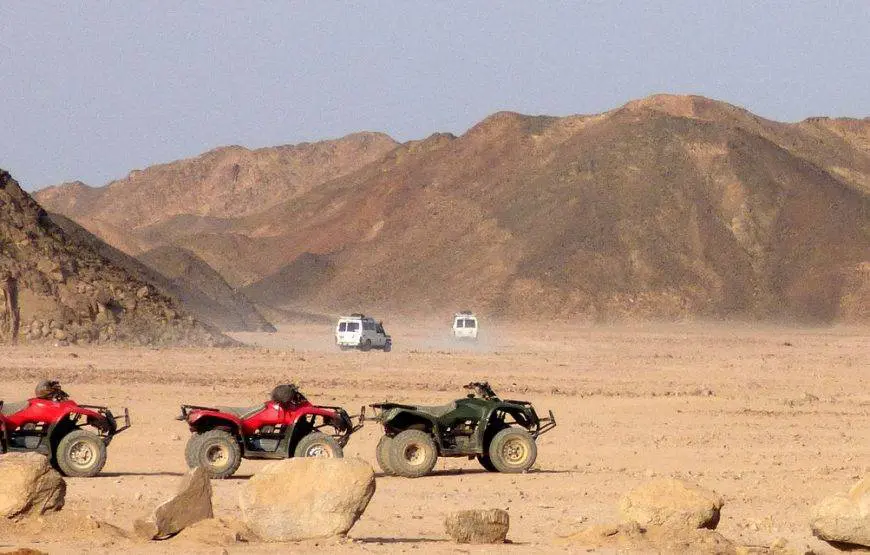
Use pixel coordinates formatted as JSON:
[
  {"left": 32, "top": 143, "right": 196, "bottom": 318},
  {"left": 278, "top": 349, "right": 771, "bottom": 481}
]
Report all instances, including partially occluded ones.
[{"left": 35, "top": 95, "right": 870, "bottom": 323}]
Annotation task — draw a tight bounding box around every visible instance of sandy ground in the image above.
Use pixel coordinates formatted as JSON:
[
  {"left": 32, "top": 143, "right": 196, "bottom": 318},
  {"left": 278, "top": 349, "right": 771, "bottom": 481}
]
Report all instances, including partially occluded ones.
[{"left": 1, "top": 321, "right": 868, "bottom": 553}]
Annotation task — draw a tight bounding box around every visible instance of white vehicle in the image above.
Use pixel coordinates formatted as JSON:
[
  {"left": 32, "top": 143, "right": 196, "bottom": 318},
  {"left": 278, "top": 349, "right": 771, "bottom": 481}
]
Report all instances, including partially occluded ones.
[
  {"left": 335, "top": 314, "right": 392, "bottom": 352},
  {"left": 452, "top": 311, "right": 479, "bottom": 340}
]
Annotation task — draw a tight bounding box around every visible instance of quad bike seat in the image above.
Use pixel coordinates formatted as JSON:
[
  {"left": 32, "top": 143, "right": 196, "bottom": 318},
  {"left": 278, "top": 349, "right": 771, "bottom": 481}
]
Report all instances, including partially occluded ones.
[
  {"left": 216, "top": 404, "right": 265, "bottom": 420},
  {"left": 412, "top": 401, "right": 457, "bottom": 418},
  {"left": 0, "top": 401, "right": 26, "bottom": 416}
]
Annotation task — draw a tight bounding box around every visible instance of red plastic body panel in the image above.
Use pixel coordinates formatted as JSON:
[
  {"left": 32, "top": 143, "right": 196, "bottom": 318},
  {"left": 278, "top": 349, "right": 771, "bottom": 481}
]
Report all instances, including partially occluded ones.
[
  {"left": 3, "top": 398, "right": 105, "bottom": 430},
  {"left": 187, "top": 399, "right": 340, "bottom": 436}
]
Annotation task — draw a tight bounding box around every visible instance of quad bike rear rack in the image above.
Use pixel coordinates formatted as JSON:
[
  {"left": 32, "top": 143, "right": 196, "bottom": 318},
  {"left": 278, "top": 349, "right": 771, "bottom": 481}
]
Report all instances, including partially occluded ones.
[
  {"left": 533, "top": 410, "right": 557, "bottom": 439},
  {"left": 176, "top": 404, "right": 222, "bottom": 420}
]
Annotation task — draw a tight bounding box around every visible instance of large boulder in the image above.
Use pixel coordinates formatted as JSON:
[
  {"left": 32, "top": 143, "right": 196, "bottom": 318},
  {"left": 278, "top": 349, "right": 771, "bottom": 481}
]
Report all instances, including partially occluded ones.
[
  {"left": 444, "top": 509, "right": 509, "bottom": 544},
  {"left": 0, "top": 453, "right": 65, "bottom": 518},
  {"left": 619, "top": 479, "right": 723, "bottom": 529},
  {"left": 133, "top": 467, "right": 213, "bottom": 540},
  {"left": 811, "top": 475, "right": 870, "bottom": 547},
  {"left": 239, "top": 457, "right": 375, "bottom": 542}
]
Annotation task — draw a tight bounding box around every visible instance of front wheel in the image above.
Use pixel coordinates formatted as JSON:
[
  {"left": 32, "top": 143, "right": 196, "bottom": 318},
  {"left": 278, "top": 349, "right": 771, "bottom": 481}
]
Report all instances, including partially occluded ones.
[
  {"left": 476, "top": 454, "right": 498, "bottom": 472},
  {"left": 382, "top": 340, "right": 392, "bottom": 353},
  {"left": 389, "top": 430, "right": 438, "bottom": 478},
  {"left": 293, "top": 432, "right": 343, "bottom": 458},
  {"left": 487, "top": 427, "right": 537, "bottom": 473},
  {"left": 55, "top": 429, "right": 108, "bottom": 477},
  {"left": 196, "top": 429, "right": 242, "bottom": 479}
]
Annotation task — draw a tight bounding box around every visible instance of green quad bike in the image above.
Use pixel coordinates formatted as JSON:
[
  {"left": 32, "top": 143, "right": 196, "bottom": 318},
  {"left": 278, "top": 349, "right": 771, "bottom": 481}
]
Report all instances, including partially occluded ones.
[{"left": 369, "top": 382, "right": 556, "bottom": 478}]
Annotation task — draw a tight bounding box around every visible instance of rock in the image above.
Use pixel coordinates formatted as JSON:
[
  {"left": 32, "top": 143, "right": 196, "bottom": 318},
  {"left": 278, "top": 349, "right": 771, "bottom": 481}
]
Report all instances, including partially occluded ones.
[
  {"left": 558, "top": 521, "right": 737, "bottom": 554},
  {"left": 239, "top": 457, "right": 375, "bottom": 542},
  {"left": 136, "top": 286, "right": 150, "bottom": 299},
  {"left": 52, "top": 328, "right": 68, "bottom": 341},
  {"left": 444, "top": 509, "right": 509, "bottom": 544},
  {"left": 810, "top": 475, "right": 870, "bottom": 547},
  {"left": 0, "top": 453, "right": 66, "bottom": 518},
  {"left": 619, "top": 478, "right": 723, "bottom": 529},
  {"left": 133, "top": 467, "right": 213, "bottom": 540},
  {"left": 172, "top": 518, "right": 252, "bottom": 546}
]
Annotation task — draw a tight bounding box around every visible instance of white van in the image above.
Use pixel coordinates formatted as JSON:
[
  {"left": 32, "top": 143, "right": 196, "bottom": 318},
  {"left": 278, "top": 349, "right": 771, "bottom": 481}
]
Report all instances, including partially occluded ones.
[
  {"left": 452, "top": 311, "right": 479, "bottom": 340},
  {"left": 335, "top": 314, "right": 392, "bottom": 352}
]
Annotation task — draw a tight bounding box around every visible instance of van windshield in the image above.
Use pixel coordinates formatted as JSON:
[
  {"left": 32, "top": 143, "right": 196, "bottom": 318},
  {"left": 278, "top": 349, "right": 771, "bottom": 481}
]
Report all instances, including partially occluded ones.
[
  {"left": 454, "top": 319, "right": 464, "bottom": 328},
  {"left": 464, "top": 319, "right": 476, "bottom": 328},
  {"left": 338, "top": 322, "right": 347, "bottom": 332},
  {"left": 345, "top": 322, "right": 360, "bottom": 332}
]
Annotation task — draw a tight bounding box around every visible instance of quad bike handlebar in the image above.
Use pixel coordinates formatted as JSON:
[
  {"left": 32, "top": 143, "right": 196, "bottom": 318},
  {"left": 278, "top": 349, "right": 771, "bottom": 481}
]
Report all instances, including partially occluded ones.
[{"left": 463, "top": 382, "right": 498, "bottom": 400}]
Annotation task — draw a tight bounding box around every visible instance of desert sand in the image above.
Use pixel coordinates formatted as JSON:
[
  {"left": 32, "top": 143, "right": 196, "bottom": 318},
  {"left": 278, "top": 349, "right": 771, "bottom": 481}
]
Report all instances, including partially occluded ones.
[{"left": 1, "top": 321, "right": 868, "bottom": 553}]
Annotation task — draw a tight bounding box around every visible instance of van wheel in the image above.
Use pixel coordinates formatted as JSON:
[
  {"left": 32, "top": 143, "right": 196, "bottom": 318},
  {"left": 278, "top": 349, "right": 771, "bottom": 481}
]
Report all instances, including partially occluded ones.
[{"left": 360, "top": 339, "right": 372, "bottom": 352}]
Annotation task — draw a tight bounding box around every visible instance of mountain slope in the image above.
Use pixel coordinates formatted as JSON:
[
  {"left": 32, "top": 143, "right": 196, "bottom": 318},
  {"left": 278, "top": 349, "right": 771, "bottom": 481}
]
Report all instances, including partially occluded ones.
[
  {"left": 137, "top": 245, "right": 275, "bottom": 332},
  {"left": 0, "top": 169, "right": 230, "bottom": 345},
  {"left": 37, "top": 95, "right": 870, "bottom": 322},
  {"left": 36, "top": 132, "right": 399, "bottom": 252}
]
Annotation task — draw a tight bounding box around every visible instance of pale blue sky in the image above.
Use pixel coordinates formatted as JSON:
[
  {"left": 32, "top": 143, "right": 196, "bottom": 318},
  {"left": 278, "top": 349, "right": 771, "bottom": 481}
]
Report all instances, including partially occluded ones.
[{"left": 1, "top": 1, "right": 868, "bottom": 190}]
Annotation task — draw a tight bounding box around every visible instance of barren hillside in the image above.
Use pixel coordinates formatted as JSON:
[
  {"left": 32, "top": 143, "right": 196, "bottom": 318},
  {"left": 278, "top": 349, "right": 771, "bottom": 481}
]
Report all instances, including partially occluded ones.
[
  {"left": 37, "top": 132, "right": 399, "bottom": 251},
  {"left": 37, "top": 95, "right": 870, "bottom": 322},
  {"left": 0, "top": 169, "right": 230, "bottom": 345}
]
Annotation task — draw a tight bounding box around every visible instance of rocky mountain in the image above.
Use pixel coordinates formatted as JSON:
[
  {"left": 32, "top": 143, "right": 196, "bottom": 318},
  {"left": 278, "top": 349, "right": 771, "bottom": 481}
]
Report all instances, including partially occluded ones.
[
  {"left": 49, "top": 212, "right": 273, "bottom": 333},
  {"left": 36, "top": 132, "right": 399, "bottom": 254},
  {"left": 0, "top": 169, "right": 231, "bottom": 345},
  {"left": 37, "top": 96, "right": 870, "bottom": 323}
]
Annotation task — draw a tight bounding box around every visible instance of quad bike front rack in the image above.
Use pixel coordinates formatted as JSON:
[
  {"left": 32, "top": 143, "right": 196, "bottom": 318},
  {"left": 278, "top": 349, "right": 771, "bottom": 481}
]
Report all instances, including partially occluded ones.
[
  {"left": 80, "top": 405, "right": 132, "bottom": 440},
  {"left": 533, "top": 410, "right": 557, "bottom": 439}
]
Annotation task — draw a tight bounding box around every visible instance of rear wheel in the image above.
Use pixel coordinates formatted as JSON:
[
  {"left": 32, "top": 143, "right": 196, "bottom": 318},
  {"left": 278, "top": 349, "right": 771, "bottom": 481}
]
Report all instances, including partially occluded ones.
[
  {"left": 376, "top": 435, "right": 396, "bottom": 475},
  {"left": 360, "top": 339, "right": 372, "bottom": 352},
  {"left": 293, "top": 432, "right": 343, "bottom": 458},
  {"left": 389, "top": 430, "right": 438, "bottom": 478},
  {"left": 184, "top": 433, "right": 204, "bottom": 468},
  {"left": 196, "top": 429, "right": 242, "bottom": 479},
  {"left": 487, "top": 428, "right": 537, "bottom": 473},
  {"left": 383, "top": 340, "right": 392, "bottom": 353},
  {"left": 56, "top": 429, "right": 108, "bottom": 477}
]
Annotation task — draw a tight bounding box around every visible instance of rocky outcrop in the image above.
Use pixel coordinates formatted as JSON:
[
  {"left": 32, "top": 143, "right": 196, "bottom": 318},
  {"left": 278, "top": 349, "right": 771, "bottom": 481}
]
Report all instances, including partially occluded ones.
[
  {"left": 444, "top": 509, "right": 509, "bottom": 544},
  {"left": 0, "top": 169, "right": 231, "bottom": 346},
  {"left": 239, "top": 458, "right": 375, "bottom": 542},
  {"left": 811, "top": 475, "right": 870, "bottom": 547},
  {"left": 619, "top": 478, "right": 723, "bottom": 530},
  {"left": 133, "top": 467, "right": 213, "bottom": 540},
  {"left": 0, "top": 453, "right": 66, "bottom": 518}
]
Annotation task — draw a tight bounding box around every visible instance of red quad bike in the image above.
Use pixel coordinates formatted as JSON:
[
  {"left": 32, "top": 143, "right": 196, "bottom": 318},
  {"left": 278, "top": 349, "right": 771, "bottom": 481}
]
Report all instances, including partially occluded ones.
[
  {"left": 178, "top": 384, "right": 363, "bottom": 479},
  {"left": 0, "top": 381, "right": 131, "bottom": 477}
]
